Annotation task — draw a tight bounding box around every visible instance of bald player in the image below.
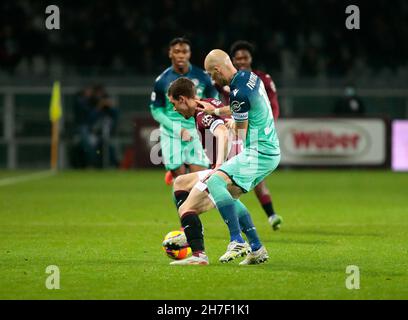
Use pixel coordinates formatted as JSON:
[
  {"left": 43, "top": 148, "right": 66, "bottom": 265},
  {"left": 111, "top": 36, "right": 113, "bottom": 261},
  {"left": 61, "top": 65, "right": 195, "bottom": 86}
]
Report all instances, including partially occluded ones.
[
  {"left": 217, "top": 40, "right": 283, "bottom": 231},
  {"left": 203, "top": 49, "right": 281, "bottom": 264}
]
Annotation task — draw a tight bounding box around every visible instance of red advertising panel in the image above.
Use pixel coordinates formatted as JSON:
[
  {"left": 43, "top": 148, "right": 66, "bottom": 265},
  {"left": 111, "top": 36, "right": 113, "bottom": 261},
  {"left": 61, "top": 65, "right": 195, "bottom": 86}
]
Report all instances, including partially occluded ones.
[{"left": 275, "top": 119, "right": 387, "bottom": 166}]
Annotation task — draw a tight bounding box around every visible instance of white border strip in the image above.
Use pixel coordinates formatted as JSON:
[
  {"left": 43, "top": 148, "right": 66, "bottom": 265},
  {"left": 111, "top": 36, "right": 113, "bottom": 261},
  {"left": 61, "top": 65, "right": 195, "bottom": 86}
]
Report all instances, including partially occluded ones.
[{"left": 0, "top": 170, "right": 56, "bottom": 187}]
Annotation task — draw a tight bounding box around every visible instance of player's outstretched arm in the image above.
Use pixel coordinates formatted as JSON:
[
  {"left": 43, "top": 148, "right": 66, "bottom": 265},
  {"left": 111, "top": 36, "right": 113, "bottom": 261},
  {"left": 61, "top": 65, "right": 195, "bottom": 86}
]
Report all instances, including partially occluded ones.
[
  {"left": 150, "top": 105, "right": 176, "bottom": 133},
  {"left": 212, "top": 125, "right": 229, "bottom": 168},
  {"left": 195, "top": 99, "right": 231, "bottom": 116}
]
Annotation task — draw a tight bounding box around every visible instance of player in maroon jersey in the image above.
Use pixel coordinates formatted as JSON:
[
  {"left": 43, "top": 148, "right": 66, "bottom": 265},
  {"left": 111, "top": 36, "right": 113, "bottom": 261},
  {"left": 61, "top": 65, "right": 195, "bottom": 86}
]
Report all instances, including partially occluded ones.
[
  {"left": 201, "top": 41, "right": 283, "bottom": 231},
  {"left": 164, "top": 77, "right": 247, "bottom": 265},
  {"left": 162, "top": 77, "right": 281, "bottom": 265}
]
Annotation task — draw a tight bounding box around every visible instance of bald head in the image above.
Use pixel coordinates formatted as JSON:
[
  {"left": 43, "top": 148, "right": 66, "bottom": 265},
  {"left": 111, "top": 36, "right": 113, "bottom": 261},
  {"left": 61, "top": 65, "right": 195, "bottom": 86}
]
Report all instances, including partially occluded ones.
[
  {"left": 204, "top": 49, "right": 232, "bottom": 72},
  {"left": 204, "top": 49, "right": 237, "bottom": 86}
]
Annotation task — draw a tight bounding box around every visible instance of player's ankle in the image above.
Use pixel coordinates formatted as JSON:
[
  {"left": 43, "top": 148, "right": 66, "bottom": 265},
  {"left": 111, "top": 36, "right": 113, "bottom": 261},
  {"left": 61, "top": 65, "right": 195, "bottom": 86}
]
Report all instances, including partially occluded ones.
[
  {"left": 250, "top": 242, "right": 262, "bottom": 252},
  {"left": 231, "top": 234, "right": 245, "bottom": 244},
  {"left": 193, "top": 251, "right": 204, "bottom": 257}
]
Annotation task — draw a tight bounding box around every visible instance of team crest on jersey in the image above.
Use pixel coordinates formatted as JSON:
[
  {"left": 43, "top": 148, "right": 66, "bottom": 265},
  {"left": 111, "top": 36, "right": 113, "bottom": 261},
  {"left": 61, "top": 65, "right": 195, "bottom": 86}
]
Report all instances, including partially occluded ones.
[
  {"left": 192, "top": 78, "right": 199, "bottom": 86},
  {"left": 231, "top": 100, "right": 245, "bottom": 112},
  {"left": 202, "top": 114, "right": 215, "bottom": 127},
  {"left": 211, "top": 99, "right": 222, "bottom": 106}
]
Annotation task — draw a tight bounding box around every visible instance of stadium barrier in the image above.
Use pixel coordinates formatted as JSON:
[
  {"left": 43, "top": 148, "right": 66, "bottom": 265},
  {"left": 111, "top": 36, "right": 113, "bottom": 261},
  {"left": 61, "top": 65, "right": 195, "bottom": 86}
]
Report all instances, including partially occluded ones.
[{"left": 0, "top": 86, "right": 407, "bottom": 169}]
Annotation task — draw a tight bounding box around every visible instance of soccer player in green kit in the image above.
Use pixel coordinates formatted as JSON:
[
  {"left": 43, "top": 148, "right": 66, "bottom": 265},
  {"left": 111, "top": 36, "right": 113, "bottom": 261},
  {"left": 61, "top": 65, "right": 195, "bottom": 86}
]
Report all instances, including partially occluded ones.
[
  {"left": 204, "top": 49, "right": 281, "bottom": 264},
  {"left": 150, "top": 37, "right": 219, "bottom": 181}
]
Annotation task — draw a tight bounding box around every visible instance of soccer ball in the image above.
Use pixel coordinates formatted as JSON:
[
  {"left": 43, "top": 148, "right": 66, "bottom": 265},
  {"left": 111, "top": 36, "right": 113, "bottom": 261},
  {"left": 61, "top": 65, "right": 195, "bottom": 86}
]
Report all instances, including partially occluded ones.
[{"left": 162, "top": 230, "right": 191, "bottom": 260}]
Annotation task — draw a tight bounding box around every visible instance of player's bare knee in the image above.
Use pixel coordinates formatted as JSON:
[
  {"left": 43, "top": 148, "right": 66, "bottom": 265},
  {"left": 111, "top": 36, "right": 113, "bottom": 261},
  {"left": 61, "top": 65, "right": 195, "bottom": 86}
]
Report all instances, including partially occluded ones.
[
  {"left": 179, "top": 205, "right": 199, "bottom": 218},
  {"left": 173, "top": 175, "right": 188, "bottom": 191}
]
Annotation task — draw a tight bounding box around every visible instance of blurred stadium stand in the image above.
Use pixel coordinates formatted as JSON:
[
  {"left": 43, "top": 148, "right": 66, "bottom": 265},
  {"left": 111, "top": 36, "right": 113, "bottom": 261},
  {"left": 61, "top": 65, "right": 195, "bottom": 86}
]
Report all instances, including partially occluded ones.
[{"left": 0, "top": 0, "right": 407, "bottom": 169}]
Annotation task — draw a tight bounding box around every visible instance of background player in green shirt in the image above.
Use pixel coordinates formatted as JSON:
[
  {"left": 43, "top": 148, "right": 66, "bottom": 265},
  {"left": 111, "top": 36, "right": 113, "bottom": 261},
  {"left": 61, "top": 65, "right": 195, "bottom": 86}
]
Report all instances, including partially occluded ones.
[{"left": 149, "top": 37, "right": 219, "bottom": 183}]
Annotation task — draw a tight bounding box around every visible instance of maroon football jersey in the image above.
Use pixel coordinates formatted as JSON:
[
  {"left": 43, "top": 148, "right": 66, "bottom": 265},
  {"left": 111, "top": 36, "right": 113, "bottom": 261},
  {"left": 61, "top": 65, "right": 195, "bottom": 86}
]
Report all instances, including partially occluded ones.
[
  {"left": 253, "top": 70, "right": 280, "bottom": 119},
  {"left": 195, "top": 98, "right": 242, "bottom": 167}
]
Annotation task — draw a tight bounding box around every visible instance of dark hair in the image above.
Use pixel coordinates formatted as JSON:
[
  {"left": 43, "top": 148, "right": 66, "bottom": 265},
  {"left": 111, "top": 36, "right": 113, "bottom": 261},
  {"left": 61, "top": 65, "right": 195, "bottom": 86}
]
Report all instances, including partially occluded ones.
[
  {"left": 168, "top": 77, "right": 196, "bottom": 100},
  {"left": 230, "top": 40, "right": 255, "bottom": 57},
  {"left": 169, "top": 37, "right": 191, "bottom": 48}
]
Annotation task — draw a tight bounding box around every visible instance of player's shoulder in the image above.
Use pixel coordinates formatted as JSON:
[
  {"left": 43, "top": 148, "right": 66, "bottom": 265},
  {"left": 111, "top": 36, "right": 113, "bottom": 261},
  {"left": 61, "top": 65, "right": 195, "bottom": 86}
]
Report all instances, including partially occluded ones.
[
  {"left": 253, "top": 69, "right": 277, "bottom": 92},
  {"left": 154, "top": 67, "right": 173, "bottom": 84},
  {"left": 201, "top": 98, "right": 224, "bottom": 108},
  {"left": 253, "top": 69, "right": 272, "bottom": 81},
  {"left": 230, "top": 71, "right": 253, "bottom": 99},
  {"left": 190, "top": 65, "right": 210, "bottom": 80},
  {"left": 232, "top": 70, "right": 259, "bottom": 89}
]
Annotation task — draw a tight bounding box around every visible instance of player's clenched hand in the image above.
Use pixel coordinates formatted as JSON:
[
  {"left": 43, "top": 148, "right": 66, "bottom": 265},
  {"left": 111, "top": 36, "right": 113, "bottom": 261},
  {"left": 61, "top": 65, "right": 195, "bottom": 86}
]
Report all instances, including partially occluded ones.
[
  {"left": 225, "top": 118, "right": 235, "bottom": 130},
  {"left": 195, "top": 99, "right": 215, "bottom": 115},
  {"left": 180, "top": 128, "right": 192, "bottom": 142}
]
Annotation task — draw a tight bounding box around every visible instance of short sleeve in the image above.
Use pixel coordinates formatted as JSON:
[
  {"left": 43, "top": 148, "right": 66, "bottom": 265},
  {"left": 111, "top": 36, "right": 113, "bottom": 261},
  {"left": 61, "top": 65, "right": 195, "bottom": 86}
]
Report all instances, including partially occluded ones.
[
  {"left": 150, "top": 77, "right": 166, "bottom": 108},
  {"left": 230, "top": 91, "right": 250, "bottom": 122}
]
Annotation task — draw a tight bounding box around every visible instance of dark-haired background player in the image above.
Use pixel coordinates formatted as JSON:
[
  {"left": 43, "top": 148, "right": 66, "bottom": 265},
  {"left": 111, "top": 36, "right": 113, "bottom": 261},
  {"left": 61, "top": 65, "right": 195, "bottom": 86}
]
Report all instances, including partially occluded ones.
[
  {"left": 149, "top": 37, "right": 219, "bottom": 185},
  {"left": 229, "top": 40, "right": 280, "bottom": 119}
]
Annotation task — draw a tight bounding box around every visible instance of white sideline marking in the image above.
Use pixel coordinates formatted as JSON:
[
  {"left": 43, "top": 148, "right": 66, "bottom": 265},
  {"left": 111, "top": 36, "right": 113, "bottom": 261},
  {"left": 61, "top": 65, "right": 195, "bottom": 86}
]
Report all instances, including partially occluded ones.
[{"left": 0, "top": 170, "right": 56, "bottom": 187}]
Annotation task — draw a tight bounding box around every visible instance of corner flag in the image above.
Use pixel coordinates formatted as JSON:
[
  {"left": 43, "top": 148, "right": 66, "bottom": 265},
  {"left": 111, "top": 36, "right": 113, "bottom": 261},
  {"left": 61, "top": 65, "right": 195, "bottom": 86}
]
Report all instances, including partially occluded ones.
[
  {"left": 49, "top": 81, "right": 62, "bottom": 122},
  {"left": 50, "top": 81, "right": 62, "bottom": 170}
]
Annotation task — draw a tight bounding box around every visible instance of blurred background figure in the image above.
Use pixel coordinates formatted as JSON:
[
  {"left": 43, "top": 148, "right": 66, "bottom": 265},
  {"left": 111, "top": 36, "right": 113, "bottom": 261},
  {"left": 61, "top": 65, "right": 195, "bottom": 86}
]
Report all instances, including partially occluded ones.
[
  {"left": 0, "top": 0, "right": 406, "bottom": 171},
  {"left": 71, "top": 84, "right": 119, "bottom": 168},
  {"left": 333, "top": 85, "right": 366, "bottom": 116}
]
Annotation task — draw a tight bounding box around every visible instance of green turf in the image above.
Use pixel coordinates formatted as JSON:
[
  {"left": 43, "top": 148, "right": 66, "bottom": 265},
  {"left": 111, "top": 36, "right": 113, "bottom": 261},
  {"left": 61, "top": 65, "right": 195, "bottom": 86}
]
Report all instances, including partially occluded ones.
[{"left": 0, "top": 169, "right": 407, "bottom": 300}]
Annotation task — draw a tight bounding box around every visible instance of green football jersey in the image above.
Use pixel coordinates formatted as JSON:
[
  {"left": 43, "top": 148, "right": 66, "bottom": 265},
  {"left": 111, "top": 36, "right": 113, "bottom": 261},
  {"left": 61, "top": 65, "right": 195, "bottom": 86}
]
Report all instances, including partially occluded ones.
[
  {"left": 229, "top": 70, "right": 280, "bottom": 155},
  {"left": 150, "top": 64, "right": 219, "bottom": 137}
]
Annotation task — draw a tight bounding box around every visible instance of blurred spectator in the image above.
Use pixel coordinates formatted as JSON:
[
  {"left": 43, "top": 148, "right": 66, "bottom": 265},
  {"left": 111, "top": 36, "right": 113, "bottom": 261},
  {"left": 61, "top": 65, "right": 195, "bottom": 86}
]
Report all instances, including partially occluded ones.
[
  {"left": 71, "top": 85, "right": 119, "bottom": 168},
  {"left": 333, "top": 86, "right": 366, "bottom": 116},
  {"left": 0, "top": 1, "right": 406, "bottom": 78}
]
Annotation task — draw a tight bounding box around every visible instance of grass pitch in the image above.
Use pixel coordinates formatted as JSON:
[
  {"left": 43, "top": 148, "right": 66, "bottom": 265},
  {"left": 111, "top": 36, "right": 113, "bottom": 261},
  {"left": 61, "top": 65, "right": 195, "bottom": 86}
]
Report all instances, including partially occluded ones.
[{"left": 0, "top": 169, "right": 407, "bottom": 300}]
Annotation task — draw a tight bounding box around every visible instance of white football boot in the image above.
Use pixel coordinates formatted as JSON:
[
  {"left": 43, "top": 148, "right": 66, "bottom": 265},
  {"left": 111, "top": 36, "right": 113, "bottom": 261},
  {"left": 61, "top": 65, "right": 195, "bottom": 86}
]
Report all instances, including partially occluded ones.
[
  {"left": 239, "top": 246, "right": 269, "bottom": 265},
  {"left": 219, "top": 241, "right": 251, "bottom": 263},
  {"left": 162, "top": 232, "right": 188, "bottom": 250},
  {"left": 170, "top": 253, "right": 209, "bottom": 265},
  {"left": 268, "top": 214, "right": 283, "bottom": 231}
]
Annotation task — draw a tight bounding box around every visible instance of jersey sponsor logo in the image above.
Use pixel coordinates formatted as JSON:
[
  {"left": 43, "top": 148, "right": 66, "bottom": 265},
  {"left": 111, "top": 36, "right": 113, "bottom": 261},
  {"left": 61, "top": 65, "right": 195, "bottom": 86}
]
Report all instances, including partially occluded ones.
[
  {"left": 233, "top": 112, "right": 248, "bottom": 121},
  {"left": 151, "top": 91, "right": 156, "bottom": 102},
  {"left": 231, "top": 100, "right": 245, "bottom": 112},
  {"left": 232, "top": 89, "right": 239, "bottom": 97}
]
